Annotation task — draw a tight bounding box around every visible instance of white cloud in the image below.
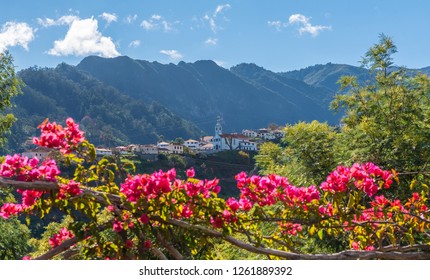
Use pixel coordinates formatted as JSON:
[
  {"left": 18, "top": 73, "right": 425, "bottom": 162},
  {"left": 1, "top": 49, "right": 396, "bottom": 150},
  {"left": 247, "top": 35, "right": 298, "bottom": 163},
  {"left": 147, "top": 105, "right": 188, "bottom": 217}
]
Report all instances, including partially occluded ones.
[
  {"left": 204, "top": 4, "right": 231, "bottom": 33},
  {"left": 214, "top": 4, "right": 231, "bottom": 17},
  {"left": 151, "top": 14, "right": 162, "bottom": 21},
  {"left": 37, "top": 15, "right": 80, "bottom": 27},
  {"left": 160, "top": 49, "right": 183, "bottom": 61},
  {"left": 140, "top": 15, "right": 174, "bottom": 32},
  {"left": 0, "top": 22, "right": 35, "bottom": 52},
  {"left": 129, "top": 40, "right": 140, "bottom": 48},
  {"left": 208, "top": 18, "right": 217, "bottom": 33},
  {"left": 267, "top": 21, "right": 283, "bottom": 31},
  {"left": 99, "top": 12, "right": 118, "bottom": 25},
  {"left": 37, "top": 17, "right": 56, "bottom": 27},
  {"left": 288, "top": 14, "right": 331, "bottom": 37},
  {"left": 161, "top": 20, "right": 172, "bottom": 31},
  {"left": 141, "top": 20, "right": 155, "bottom": 30},
  {"left": 268, "top": 14, "right": 331, "bottom": 37},
  {"left": 58, "top": 15, "right": 81, "bottom": 25},
  {"left": 205, "top": 37, "right": 218, "bottom": 46},
  {"left": 125, "top": 14, "right": 138, "bottom": 24},
  {"left": 48, "top": 17, "right": 120, "bottom": 58}
]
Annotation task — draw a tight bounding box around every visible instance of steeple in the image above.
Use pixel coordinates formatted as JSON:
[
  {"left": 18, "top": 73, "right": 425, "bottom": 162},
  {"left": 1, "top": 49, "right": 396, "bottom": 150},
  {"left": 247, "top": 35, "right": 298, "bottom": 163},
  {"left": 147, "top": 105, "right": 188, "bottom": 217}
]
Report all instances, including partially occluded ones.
[{"left": 215, "top": 116, "right": 222, "bottom": 137}]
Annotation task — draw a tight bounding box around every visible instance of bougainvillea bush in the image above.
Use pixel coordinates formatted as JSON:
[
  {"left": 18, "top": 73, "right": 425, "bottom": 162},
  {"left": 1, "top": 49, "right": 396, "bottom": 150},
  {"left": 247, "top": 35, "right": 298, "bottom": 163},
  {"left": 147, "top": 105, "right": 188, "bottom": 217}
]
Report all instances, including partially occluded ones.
[{"left": 0, "top": 118, "right": 429, "bottom": 260}]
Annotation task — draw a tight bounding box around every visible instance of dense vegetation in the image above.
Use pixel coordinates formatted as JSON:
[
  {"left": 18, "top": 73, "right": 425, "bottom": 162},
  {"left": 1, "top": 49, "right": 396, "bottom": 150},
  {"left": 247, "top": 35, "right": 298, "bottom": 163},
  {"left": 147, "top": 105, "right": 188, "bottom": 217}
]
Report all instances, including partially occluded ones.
[
  {"left": 6, "top": 64, "right": 203, "bottom": 152},
  {"left": 0, "top": 51, "right": 31, "bottom": 259},
  {"left": 257, "top": 35, "right": 430, "bottom": 193}
]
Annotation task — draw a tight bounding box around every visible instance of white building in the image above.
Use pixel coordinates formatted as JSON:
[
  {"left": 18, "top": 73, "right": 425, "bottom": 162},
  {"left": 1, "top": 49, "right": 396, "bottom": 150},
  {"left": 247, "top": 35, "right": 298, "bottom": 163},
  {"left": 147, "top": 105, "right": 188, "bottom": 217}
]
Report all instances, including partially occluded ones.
[
  {"left": 199, "top": 143, "right": 214, "bottom": 151},
  {"left": 114, "top": 146, "right": 129, "bottom": 155},
  {"left": 22, "top": 147, "right": 51, "bottom": 161},
  {"left": 168, "top": 143, "right": 183, "bottom": 154},
  {"left": 157, "top": 142, "right": 183, "bottom": 154},
  {"left": 258, "top": 129, "right": 276, "bottom": 140},
  {"left": 242, "top": 129, "right": 258, "bottom": 138},
  {"left": 96, "top": 148, "right": 113, "bottom": 157},
  {"left": 200, "top": 136, "right": 213, "bottom": 144},
  {"left": 209, "top": 117, "right": 259, "bottom": 152},
  {"left": 184, "top": 139, "right": 199, "bottom": 150},
  {"left": 157, "top": 142, "right": 170, "bottom": 149},
  {"left": 272, "top": 129, "right": 285, "bottom": 139},
  {"left": 127, "top": 144, "right": 140, "bottom": 153},
  {"left": 220, "top": 134, "right": 258, "bottom": 151},
  {"left": 141, "top": 145, "right": 158, "bottom": 155},
  {"left": 239, "top": 139, "right": 258, "bottom": 151}
]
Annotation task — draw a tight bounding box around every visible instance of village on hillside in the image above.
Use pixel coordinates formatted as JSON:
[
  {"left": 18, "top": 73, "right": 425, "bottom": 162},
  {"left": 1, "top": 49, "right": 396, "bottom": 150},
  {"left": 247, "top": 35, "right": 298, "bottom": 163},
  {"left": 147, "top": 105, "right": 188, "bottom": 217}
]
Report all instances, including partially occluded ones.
[{"left": 21, "top": 117, "right": 285, "bottom": 161}]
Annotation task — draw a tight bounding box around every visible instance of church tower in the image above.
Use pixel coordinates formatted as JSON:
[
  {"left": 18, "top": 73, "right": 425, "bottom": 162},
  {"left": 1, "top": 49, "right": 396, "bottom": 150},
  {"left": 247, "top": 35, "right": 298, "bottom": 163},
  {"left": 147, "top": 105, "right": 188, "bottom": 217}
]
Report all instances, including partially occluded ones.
[
  {"left": 213, "top": 116, "right": 223, "bottom": 151},
  {"left": 215, "top": 116, "right": 222, "bottom": 137}
]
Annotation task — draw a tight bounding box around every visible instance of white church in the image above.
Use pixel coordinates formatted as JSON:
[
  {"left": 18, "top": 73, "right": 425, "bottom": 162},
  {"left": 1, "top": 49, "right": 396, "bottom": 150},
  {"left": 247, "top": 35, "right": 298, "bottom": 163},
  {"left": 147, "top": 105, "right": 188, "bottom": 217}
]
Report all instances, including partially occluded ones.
[{"left": 211, "top": 117, "right": 258, "bottom": 152}]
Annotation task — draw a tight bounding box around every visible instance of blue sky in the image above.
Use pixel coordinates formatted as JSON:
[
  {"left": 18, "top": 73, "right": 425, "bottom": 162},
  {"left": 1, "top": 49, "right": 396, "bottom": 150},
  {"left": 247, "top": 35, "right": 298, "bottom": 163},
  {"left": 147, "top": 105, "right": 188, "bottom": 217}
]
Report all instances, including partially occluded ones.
[{"left": 1, "top": 0, "right": 430, "bottom": 72}]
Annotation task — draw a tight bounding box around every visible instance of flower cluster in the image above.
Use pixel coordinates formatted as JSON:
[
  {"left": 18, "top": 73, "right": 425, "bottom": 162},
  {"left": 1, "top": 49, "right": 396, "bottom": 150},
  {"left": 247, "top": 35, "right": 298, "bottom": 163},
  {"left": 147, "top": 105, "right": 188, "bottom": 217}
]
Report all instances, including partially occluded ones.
[
  {"left": 120, "top": 169, "right": 176, "bottom": 202},
  {"left": 318, "top": 203, "right": 334, "bottom": 217},
  {"left": 120, "top": 168, "right": 221, "bottom": 203},
  {"left": 279, "top": 222, "right": 303, "bottom": 236},
  {"left": 33, "top": 118, "right": 85, "bottom": 154},
  {"left": 0, "top": 155, "right": 61, "bottom": 219},
  {"left": 320, "top": 162, "right": 393, "bottom": 197},
  {"left": 0, "top": 155, "right": 60, "bottom": 182},
  {"left": 18, "top": 189, "right": 44, "bottom": 208},
  {"left": 49, "top": 227, "right": 75, "bottom": 248},
  {"left": 112, "top": 219, "right": 124, "bottom": 232},
  {"left": 0, "top": 189, "right": 47, "bottom": 219},
  {"left": 351, "top": 241, "right": 375, "bottom": 251},
  {"left": 234, "top": 172, "right": 320, "bottom": 209},
  {"left": 57, "top": 180, "right": 82, "bottom": 200},
  {"left": 179, "top": 178, "right": 221, "bottom": 199},
  {"left": 207, "top": 173, "right": 321, "bottom": 229},
  {"left": 0, "top": 203, "right": 23, "bottom": 219}
]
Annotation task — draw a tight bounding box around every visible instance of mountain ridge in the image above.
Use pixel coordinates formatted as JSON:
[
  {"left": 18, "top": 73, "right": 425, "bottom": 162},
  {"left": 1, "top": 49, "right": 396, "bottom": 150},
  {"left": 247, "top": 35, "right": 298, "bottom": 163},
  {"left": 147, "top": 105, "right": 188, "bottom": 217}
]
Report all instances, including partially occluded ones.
[{"left": 76, "top": 56, "right": 338, "bottom": 133}]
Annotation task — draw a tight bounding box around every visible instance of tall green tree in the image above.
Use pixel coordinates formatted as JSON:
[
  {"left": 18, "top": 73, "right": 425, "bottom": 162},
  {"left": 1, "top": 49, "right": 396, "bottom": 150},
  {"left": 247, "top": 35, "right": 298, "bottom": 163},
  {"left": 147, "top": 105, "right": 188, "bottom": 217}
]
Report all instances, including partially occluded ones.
[
  {"left": 255, "top": 121, "right": 337, "bottom": 186},
  {"left": 0, "top": 51, "right": 28, "bottom": 259},
  {"left": 331, "top": 34, "right": 430, "bottom": 176},
  {"left": 0, "top": 51, "right": 22, "bottom": 147}
]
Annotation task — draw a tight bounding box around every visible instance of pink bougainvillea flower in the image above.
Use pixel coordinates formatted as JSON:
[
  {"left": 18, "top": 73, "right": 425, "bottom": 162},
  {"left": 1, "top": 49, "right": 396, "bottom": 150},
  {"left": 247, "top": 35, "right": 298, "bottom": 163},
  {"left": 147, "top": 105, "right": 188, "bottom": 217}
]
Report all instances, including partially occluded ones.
[
  {"left": 57, "top": 180, "right": 82, "bottom": 200},
  {"left": 351, "top": 241, "right": 360, "bottom": 250},
  {"left": 112, "top": 220, "right": 124, "bottom": 232},
  {"left": 0, "top": 155, "right": 60, "bottom": 182},
  {"left": 186, "top": 167, "right": 195, "bottom": 178},
  {"left": 33, "top": 118, "right": 84, "bottom": 154},
  {"left": 48, "top": 227, "right": 75, "bottom": 248},
  {"left": 138, "top": 213, "right": 150, "bottom": 224},
  {"left": 226, "top": 198, "right": 240, "bottom": 212},
  {"left": 279, "top": 222, "right": 303, "bottom": 236},
  {"left": 0, "top": 203, "right": 23, "bottom": 219},
  {"left": 320, "top": 163, "right": 393, "bottom": 197},
  {"left": 365, "top": 245, "right": 375, "bottom": 251},
  {"left": 18, "top": 189, "right": 44, "bottom": 208}
]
